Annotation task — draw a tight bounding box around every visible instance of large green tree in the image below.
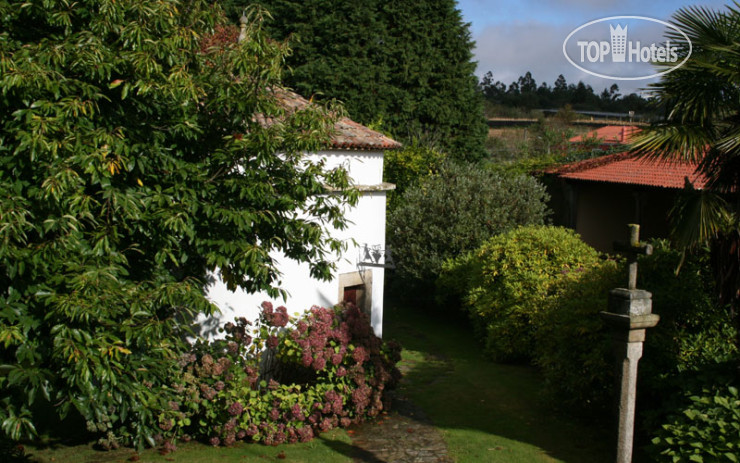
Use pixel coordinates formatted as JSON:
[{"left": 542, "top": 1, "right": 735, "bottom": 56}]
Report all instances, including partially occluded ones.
[
  {"left": 221, "top": 0, "right": 488, "bottom": 162},
  {"left": 0, "top": 0, "right": 353, "bottom": 448},
  {"left": 631, "top": 4, "right": 740, "bottom": 334}
]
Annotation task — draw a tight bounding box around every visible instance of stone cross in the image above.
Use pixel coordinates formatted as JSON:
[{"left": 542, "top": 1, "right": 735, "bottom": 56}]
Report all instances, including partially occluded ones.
[
  {"left": 613, "top": 224, "right": 653, "bottom": 290},
  {"left": 601, "top": 224, "right": 659, "bottom": 463}
]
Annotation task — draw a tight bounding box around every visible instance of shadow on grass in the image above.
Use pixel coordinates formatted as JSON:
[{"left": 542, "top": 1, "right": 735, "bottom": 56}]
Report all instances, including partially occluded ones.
[
  {"left": 317, "top": 436, "right": 385, "bottom": 463},
  {"left": 384, "top": 302, "right": 614, "bottom": 463}
]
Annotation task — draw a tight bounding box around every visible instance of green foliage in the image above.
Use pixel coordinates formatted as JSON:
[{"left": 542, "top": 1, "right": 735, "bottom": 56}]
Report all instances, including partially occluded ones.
[
  {"left": 485, "top": 118, "right": 627, "bottom": 178},
  {"left": 224, "top": 0, "right": 488, "bottom": 162},
  {"left": 639, "top": 243, "right": 738, "bottom": 381},
  {"left": 388, "top": 164, "right": 550, "bottom": 305},
  {"left": 533, "top": 241, "right": 738, "bottom": 418},
  {"left": 651, "top": 385, "right": 740, "bottom": 463},
  {"left": 440, "top": 225, "right": 601, "bottom": 362},
  {"left": 0, "top": 1, "right": 354, "bottom": 449},
  {"left": 533, "top": 259, "right": 622, "bottom": 413},
  {"left": 383, "top": 140, "right": 445, "bottom": 212},
  {"left": 630, "top": 4, "right": 740, "bottom": 321},
  {"left": 178, "top": 303, "right": 401, "bottom": 447}
]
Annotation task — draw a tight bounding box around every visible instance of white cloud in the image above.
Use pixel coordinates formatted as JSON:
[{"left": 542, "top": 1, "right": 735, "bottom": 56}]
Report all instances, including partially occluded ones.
[
  {"left": 464, "top": 0, "right": 729, "bottom": 96},
  {"left": 473, "top": 20, "right": 657, "bottom": 95}
]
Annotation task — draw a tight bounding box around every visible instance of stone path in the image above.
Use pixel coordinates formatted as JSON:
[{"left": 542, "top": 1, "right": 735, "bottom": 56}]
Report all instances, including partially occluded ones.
[{"left": 347, "top": 362, "right": 453, "bottom": 463}]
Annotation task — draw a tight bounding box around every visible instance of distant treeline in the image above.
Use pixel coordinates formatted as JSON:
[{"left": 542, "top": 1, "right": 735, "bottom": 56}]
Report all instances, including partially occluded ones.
[{"left": 478, "top": 71, "right": 656, "bottom": 117}]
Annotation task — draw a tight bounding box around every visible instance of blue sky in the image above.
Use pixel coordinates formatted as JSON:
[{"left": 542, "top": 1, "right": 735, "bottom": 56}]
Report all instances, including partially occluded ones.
[{"left": 457, "top": 0, "right": 729, "bottom": 95}]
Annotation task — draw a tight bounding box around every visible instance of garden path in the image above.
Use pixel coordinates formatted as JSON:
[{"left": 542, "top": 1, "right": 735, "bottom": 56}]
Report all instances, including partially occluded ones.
[{"left": 347, "top": 372, "right": 453, "bottom": 462}]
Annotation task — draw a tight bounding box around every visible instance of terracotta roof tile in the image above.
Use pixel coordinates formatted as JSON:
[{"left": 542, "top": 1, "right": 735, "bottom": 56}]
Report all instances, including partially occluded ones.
[
  {"left": 569, "top": 125, "right": 641, "bottom": 144},
  {"left": 273, "top": 89, "right": 401, "bottom": 151},
  {"left": 330, "top": 118, "right": 402, "bottom": 150},
  {"left": 550, "top": 151, "right": 707, "bottom": 189}
]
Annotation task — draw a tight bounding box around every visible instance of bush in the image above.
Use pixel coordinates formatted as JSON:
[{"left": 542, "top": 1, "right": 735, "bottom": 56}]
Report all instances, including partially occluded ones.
[
  {"left": 533, "top": 241, "right": 738, "bottom": 418},
  {"left": 383, "top": 140, "right": 445, "bottom": 212},
  {"left": 440, "top": 225, "right": 601, "bottom": 362},
  {"left": 651, "top": 385, "right": 740, "bottom": 462},
  {"left": 638, "top": 243, "right": 738, "bottom": 381},
  {"left": 387, "top": 163, "right": 550, "bottom": 305},
  {"left": 174, "top": 302, "right": 401, "bottom": 448},
  {"left": 533, "top": 259, "right": 622, "bottom": 414}
]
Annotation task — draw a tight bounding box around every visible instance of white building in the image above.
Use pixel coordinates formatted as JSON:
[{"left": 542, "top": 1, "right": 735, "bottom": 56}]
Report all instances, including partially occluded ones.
[{"left": 206, "top": 91, "right": 400, "bottom": 337}]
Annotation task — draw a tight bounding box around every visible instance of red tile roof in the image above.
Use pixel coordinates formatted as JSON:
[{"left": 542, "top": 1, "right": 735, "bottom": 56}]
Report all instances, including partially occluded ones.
[
  {"left": 569, "top": 125, "right": 641, "bottom": 144},
  {"left": 273, "top": 89, "right": 402, "bottom": 151},
  {"left": 551, "top": 151, "right": 707, "bottom": 189}
]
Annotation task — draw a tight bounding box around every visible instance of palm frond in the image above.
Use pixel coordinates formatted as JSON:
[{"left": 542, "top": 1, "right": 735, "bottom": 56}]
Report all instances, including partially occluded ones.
[
  {"left": 669, "top": 182, "right": 733, "bottom": 248},
  {"left": 630, "top": 123, "right": 713, "bottom": 163},
  {"left": 670, "top": 6, "right": 736, "bottom": 49},
  {"left": 699, "top": 146, "right": 740, "bottom": 193}
]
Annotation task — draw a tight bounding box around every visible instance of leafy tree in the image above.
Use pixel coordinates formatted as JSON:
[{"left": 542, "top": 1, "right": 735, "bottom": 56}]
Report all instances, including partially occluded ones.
[
  {"left": 0, "top": 0, "right": 353, "bottom": 448},
  {"left": 221, "top": 0, "right": 488, "bottom": 162},
  {"left": 630, "top": 4, "right": 740, "bottom": 335},
  {"left": 554, "top": 74, "right": 568, "bottom": 94}
]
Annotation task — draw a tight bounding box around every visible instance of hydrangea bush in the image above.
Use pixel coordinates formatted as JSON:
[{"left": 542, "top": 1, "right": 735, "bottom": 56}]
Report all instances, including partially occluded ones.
[{"left": 163, "top": 302, "right": 401, "bottom": 449}]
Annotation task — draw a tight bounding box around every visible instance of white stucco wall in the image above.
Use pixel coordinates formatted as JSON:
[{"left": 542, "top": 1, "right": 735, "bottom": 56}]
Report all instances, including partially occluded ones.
[
  {"left": 204, "top": 150, "right": 389, "bottom": 337},
  {"left": 311, "top": 149, "right": 384, "bottom": 186}
]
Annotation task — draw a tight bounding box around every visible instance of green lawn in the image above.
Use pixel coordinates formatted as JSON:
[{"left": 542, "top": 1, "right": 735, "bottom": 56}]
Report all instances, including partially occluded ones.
[
  {"left": 16, "top": 429, "right": 355, "bottom": 463},
  {"left": 384, "top": 302, "right": 614, "bottom": 463}
]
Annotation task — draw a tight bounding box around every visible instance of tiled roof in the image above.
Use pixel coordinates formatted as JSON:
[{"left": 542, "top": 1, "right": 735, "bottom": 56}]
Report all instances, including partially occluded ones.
[
  {"left": 551, "top": 151, "right": 707, "bottom": 189},
  {"left": 329, "top": 118, "right": 401, "bottom": 150},
  {"left": 273, "top": 89, "right": 402, "bottom": 151},
  {"left": 569, "top": 125, "right": 641, "bottom": 144}
]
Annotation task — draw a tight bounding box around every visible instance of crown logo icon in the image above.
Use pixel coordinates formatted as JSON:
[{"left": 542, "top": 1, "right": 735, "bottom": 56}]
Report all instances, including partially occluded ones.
[{"left": 610, "top": 24, "right": 627, "bottom": 62}]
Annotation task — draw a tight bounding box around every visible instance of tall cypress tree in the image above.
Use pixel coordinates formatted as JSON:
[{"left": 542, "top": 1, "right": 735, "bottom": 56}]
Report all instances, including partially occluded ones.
[{"left": 223, "top": 0, "right": 487, "bottom": 162}]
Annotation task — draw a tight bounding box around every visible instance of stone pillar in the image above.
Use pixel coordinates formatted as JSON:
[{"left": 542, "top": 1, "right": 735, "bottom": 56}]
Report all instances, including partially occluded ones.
[{"left": 601, "top": 288, "right": 659, "bottom": 463}]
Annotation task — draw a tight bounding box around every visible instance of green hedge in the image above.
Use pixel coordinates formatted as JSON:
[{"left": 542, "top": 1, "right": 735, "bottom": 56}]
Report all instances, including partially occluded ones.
[
  {"left": 533, "top": 259, "right": 621, "bottom": 413},
  {"left": 442, "top": 227, "right": 738, "bottom": 429},
  {"left": 439, "top": 225, "right": 601, "bottom": 362},
  {"left": 383, "top": 140, "right": 445, "bottom": 212}
]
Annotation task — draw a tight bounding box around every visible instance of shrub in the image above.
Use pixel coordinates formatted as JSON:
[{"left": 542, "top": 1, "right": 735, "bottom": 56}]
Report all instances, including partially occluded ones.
[
  {"left": 533, "top": 241, "right": 738, "bottom": 418},
  {"left": 533, "top": 259, "right": 622, "bottom": 414},
  {"left": 440, "top": 225, "right": 601, "bottom": 362},
  {"left": 175, "top": 302, "right": 401, "bottom": 448},
  {"left": 651, "top": 385, "right": 740, "bottom": 463},
  {"left": 638, "top": 243, "right": 738, "bottom": 382},
  {"left": 383, "top": 140, "right": 445, "bottom": 212},
  {"left": 388, "top": 163, "right": 550, "bottom": 305}
]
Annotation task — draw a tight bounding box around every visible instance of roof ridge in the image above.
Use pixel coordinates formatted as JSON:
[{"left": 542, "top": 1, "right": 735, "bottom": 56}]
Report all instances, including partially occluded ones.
[
  {"left": 551, "top": 151, "right": 706, "bottom": 190},
  {"left": 273, "top": 88, "right": 402, "bottom": 151},
  {"left": 547, "top": 151, "right": 635, "bottom": 174}
]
